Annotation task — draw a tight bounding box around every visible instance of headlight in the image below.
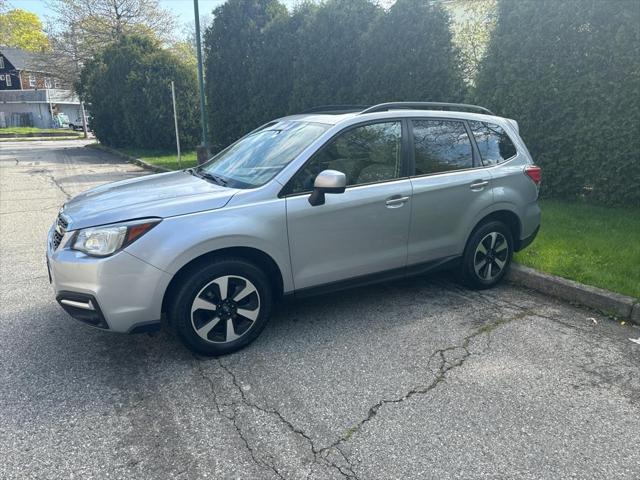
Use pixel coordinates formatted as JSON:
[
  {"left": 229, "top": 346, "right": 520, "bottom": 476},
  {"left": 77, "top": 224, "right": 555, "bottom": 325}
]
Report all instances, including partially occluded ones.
[{"left": 72, "top": 219, "right": 160, "bottom": 257}]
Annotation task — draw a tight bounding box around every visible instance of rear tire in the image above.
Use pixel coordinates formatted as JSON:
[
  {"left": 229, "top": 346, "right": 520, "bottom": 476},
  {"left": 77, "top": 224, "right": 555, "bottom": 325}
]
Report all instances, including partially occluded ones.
[
  {"left": 168, "top": 257, "right": 273, "bottom": 356},
  {"left": 458, "top": 220, "right": 513, "bottom": 290}
]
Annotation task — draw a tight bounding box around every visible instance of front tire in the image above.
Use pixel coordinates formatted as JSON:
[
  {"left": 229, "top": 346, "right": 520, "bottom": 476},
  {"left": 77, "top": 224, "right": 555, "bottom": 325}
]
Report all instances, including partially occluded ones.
[
  {"left": 168, "top": 258, "right": 273, "bottom": 355},
  {"left": 458, "top": 220, "right": 513, "bottom": 289}
]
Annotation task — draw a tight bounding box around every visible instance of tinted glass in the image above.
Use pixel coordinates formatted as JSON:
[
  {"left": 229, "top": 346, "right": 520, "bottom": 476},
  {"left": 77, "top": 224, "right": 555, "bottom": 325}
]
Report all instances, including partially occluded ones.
[
  {"left": 199, "top": 120, "right": 329, "bottom": 189},
  {"left": 469, "top": 121, "right": 517, "bottom": 166},
  {"left": 412, "top": 120, "right": 473, "bottom": 175},
  {"left": 289, "top": 121, "right": 402, "bottom": 194}
]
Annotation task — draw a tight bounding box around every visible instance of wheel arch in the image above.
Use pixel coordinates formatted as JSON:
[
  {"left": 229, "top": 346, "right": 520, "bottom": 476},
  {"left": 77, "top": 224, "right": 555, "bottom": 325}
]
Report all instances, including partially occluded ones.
[
  {"left": 161, "top": 246, "right": 285, "bottom": 316},
  {"left": 467, "top": 209, "right": 523, "bottom": 251}
]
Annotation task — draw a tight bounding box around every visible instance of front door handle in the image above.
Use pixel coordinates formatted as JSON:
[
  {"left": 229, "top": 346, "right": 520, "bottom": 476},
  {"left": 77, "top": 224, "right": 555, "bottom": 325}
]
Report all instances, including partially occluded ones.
[
  {"left": 470, "top": 180, "right": 489, "bottom": 191},
  {"left": 385, "top": 195, "right": 410, "bottom": 208}
]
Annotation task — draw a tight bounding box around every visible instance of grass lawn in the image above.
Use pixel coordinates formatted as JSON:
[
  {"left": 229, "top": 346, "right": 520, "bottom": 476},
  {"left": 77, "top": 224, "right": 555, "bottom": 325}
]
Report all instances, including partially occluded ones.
[
  {"left": 0, "top": 126, "right": 81, "bottom": 135},
  {"left": 516, "top": 200, "right": 640, "bottom": 299},
  {"left": 122, "top": 148, "right": 198, "bottom": 170}
]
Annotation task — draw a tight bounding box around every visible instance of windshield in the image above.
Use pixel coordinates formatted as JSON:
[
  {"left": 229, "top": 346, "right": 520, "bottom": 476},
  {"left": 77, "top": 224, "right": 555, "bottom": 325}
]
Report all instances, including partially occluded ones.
[{"left": 197, "top": 120, "right": 330, "bottom": 188}]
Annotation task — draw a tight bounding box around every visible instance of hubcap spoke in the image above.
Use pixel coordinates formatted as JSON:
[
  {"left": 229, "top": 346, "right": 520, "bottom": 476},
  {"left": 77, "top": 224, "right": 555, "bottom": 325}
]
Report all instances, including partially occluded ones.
[
  {"left": 484, "top": 262, "right": 493, "bottom": 280},
  {"left": 237, "top": 307, "right": 259, "bottom": 321},
  {"left": 495, "top": 241, "right": 508, "bottom": 253},
  {"left": 226, "top": 319, "right": 240, "bottom": 341},
  {"left": 213, "top": 276, "right": 229, "bottom": 300},
  {"left": 477, "top": 242, "right": 488, "bottom": 255},
  {"left": 191, "top": 297, "right": 217, "bottom": 314},
  {"left": 196, "top": 316, "right": 221, "bottom": 338},
  {"left": 494, "top": 258, "right": 506, "bottom": 270},
  {"left": 474, "top": 258, "right": 487, "bottom": 275},
  {"left": 234, "top": 284, "right": 257, "bottom": 302},
  {"left": 489, "top": 232, "right": 498, "bottom": 249}
]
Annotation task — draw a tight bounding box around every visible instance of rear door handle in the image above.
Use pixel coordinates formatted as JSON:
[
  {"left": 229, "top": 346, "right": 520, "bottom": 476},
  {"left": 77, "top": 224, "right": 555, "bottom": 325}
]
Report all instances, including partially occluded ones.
[
  {"left": 470, "top": 180, "right": 489, "bottom": 191},
  {"left": 385, "top": 195, "right": 410, "bottom": 208}
]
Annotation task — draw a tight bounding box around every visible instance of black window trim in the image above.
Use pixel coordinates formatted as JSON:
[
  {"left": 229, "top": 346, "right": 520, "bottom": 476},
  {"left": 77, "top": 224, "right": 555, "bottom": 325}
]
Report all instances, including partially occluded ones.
[
  {"left": 279, "top": 118, "right": 411, "bottom": 198},
  {"left": 407, "top": 117, "right": 482, "bottom": 179},
  {"left": 467, "top": 119, "right": 519, "bottom": 167}
]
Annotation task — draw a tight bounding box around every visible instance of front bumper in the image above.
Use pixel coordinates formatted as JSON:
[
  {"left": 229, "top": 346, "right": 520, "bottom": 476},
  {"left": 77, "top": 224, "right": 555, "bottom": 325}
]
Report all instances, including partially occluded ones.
[{"left": 47, "top": 224, "right": 172, "bottom": 333}]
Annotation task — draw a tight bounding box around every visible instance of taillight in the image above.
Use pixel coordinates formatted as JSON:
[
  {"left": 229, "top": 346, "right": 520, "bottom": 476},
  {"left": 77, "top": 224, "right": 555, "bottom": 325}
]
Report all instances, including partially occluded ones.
[{"left": 525, "top": 165, "right": 541, "bottom": 185}]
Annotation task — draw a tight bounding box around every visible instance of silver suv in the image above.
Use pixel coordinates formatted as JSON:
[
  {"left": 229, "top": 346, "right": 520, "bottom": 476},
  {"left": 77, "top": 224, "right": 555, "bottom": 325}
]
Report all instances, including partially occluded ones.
[{"left": 47, "top": 102, "right": 541, "bottom": 355}]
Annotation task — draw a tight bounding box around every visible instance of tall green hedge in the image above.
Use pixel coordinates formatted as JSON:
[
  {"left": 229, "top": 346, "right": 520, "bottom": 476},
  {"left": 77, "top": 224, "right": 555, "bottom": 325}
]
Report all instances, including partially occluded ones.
[
  {"left": 288, "top": 0, "right": 382, "bottom": 112},
  {"left": 473, "top": 0, "right": 640, "bottom": 206},
  {"left": 204, "top": 0, "right": 288, "bottom": 150},
  {"left": 358, "top": 0, "right": 464, "bottom": 104},
  {"left": 79, "top": 35, "right": 199, "bottom": 150},
  {"left": 203, "top": 0, "right": 464, "bottom": 149}
]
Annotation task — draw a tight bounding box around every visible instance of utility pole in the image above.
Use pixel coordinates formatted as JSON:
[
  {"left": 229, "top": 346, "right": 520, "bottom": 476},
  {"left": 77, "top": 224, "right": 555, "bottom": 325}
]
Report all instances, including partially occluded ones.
[
  {"left": 193, "top": 0, "right": 209, "bottom": 165},
  {"left": 171, "top": 81, "right": 182, "bottom": 169}
]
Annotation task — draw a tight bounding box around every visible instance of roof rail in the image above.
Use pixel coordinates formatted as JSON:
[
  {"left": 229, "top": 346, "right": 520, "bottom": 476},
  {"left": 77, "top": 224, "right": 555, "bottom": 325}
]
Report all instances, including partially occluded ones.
[
  {"left": 301, "top": 105, "right": 370, "bottom": 114},
  {"left": 359, "top": 102, "right": 495, "bottom": 116}
]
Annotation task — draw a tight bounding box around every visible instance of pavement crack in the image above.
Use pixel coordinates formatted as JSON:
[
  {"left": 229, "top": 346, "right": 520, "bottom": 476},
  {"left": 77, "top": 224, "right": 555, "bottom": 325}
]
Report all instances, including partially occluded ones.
[
  {"left": 193, "top": 358, "right": 285, "bottom": 479},
  {"left": 318, "top": 310, "right": 529, "bottom": 455},
  {"left": 41, "top": 170, "right": 72, "bottom": 200},
  {"left": 214, "top": 359, "right": 358, "bottom": 479},
  {"left": 194, "top": 306, "right": 530, "bottom": 480}
]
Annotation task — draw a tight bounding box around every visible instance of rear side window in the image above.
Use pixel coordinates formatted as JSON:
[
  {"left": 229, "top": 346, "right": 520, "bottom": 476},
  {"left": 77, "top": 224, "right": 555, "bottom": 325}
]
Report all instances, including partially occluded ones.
[
  {"left": 469, "top": 121, "right": 517, "bottom": 166},
  {"left": 411, "top": 120, "right": 473, "bottom": 175}
]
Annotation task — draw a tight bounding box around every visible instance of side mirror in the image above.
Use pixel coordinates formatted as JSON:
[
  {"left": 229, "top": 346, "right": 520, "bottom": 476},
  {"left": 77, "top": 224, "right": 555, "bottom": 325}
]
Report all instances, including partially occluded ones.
[{"left": 308, "top": 169, "right": 346, "bottom": 206}]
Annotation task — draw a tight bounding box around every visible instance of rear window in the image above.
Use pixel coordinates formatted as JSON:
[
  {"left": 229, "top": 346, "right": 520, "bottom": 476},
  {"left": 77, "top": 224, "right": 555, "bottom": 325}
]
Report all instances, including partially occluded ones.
[{"left": 469, "top": 121, "right": 517, "bottom": 166}]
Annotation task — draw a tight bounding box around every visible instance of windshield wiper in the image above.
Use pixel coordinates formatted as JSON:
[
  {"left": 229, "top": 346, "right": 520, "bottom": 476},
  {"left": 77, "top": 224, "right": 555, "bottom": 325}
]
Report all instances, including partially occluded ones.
[{"left": 194, "top": 169, "right": 228, "bottom": 186}]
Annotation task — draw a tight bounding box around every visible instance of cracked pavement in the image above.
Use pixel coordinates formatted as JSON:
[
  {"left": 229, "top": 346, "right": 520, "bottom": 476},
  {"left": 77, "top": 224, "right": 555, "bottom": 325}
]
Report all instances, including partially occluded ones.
[{"left": 1, "top": 140, "right": 639, "bottom": 479}]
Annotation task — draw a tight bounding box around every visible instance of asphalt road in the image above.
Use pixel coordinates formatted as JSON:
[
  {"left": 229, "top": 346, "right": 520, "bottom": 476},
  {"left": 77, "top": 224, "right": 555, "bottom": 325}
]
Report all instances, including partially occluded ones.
[{"left": 1, "top": 140, "right": 639, "bottom": 480}]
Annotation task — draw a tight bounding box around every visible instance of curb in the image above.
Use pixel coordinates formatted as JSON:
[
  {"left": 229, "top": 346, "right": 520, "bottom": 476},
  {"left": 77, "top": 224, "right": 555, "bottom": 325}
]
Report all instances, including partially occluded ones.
[
  {"left": 506, "top": 263, "right": 639, "bottom": 324},
  {"left": 0, "top": 132, "right": 83, "bottom": 139},
  {"left": 87, "top": 144, "right": 171, "bottom": 173}
]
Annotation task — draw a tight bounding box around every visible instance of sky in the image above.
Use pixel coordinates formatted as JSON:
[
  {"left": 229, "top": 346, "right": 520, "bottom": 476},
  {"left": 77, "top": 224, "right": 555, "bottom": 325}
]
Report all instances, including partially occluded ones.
[{"left": 9, "top": 0, "right": 304, "bottom": 26}]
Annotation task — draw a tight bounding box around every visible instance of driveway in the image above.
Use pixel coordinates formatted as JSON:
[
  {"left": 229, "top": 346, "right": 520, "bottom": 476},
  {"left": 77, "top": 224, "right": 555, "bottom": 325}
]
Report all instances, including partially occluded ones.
[{"left": 1, "top": 140, "right": 639, "bottom": 479}]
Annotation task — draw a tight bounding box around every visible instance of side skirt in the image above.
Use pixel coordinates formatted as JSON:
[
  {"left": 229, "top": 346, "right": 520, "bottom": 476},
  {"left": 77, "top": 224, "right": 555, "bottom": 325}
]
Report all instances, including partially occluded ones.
[{"left": 289, "top": 256, "right": 460, "bottom": 299}]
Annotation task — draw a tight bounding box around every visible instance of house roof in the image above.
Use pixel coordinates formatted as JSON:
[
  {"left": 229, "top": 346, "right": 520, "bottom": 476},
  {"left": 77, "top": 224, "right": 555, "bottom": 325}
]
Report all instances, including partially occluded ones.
[{"left": 0, "top": 47, "right": 38, "bottom": 71}]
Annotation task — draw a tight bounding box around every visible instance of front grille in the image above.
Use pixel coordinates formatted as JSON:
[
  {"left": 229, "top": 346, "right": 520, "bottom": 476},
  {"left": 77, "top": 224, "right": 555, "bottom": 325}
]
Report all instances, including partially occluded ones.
[{"left": 52, "top": 214, "right": 68, "bottom": 250}]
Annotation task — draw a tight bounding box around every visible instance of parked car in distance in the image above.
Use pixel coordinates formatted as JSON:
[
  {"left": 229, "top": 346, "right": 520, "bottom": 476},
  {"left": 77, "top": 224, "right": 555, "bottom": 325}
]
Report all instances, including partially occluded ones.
[
  {"left": 46, "top": 102, "right": 541, "bottom": 355},
  {"left": 55, "top": 113, "right": 69, "bottom": 128},
  {"left": 69, "top": 116, "right": 90, "bottom": 131}
]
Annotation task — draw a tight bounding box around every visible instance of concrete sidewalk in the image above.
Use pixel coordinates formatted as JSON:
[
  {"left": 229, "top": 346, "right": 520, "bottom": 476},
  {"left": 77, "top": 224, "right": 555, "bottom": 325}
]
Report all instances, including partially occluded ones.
[{"left": 1, "top": 140, "right": 639, "bottom": 479}]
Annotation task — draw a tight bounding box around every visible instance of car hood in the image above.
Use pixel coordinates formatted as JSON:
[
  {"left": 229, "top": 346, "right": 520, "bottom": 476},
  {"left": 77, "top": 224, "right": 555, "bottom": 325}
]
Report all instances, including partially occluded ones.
[{"left": 61, "top": 170, "right": 239, "bottom": 230}]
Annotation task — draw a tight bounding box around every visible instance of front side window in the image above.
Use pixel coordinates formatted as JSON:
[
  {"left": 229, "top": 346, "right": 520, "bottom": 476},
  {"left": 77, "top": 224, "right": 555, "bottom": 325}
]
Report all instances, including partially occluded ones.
[
  {"left": 469, "top": 121, "right": 517, "bottom": 165},
  {"left": 412, "top": 120, "right": 473, "bottom": 175},
  {"left": 29, "top": 74, "right": 36, "bottom": 87},
  {"left": 288, "top": 121, "right": 402, "bottom": 194},
  {"left": 0, "top": 56, "right": 4, "bottom": 69},
  {"left": 197, "top": 120, "right": 330, "bottom": 189},
  {"left": 5, "top": 74, "right": 11, "bottom": 87},
  {"left": 44, "top": 77, "right": 52, "bottom": 88}
]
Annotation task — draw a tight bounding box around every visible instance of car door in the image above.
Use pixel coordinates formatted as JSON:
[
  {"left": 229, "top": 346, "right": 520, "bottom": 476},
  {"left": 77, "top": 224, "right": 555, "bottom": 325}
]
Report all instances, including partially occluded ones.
[
  {"left": 284, "top": 120, "right": 412, "bottom": 290},
  {"left": 407, "top": 118, "right": 494, "bottom": 264}
]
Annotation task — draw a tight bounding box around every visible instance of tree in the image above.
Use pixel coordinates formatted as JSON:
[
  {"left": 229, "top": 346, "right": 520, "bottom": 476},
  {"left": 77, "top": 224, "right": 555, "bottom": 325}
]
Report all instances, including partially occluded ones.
[
  {"left": 204, "top": 0, "right": 289, "bottom": 149},
  {"left": 358, "top": 0, "right": 464, "bottom": 104},
  {"left": 289, "top": 0, "right": 382, "bottom": 112},
  {"left": 449, "top": 0, "right": 497, "bottom": 85},
  {"left": 79, "top": 34, "right": 199, "bottom": 150},
  {"left": 40, "top": 0, "right": 177, "bottom": 90},
  {"left": 473, "top": 0, "right": 640, "bottom": 206},
  {"left": 47, "top": 0, "right": 176, "bottom": 52},
  {"left": 0, "top": 9, "right": 49, "bottom": 51}
]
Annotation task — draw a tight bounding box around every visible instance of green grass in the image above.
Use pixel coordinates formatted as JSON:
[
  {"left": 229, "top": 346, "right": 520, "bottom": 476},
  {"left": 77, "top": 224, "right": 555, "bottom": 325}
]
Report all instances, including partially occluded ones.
[
  {"left": 0, "top": 126, "right": 81, "bottom": 135},
  {"left": 515, "top": 200, "right": 640, "bottom": 299},
  {"left": 122, "top": 148, "right": 198, "bottom": 170}
]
